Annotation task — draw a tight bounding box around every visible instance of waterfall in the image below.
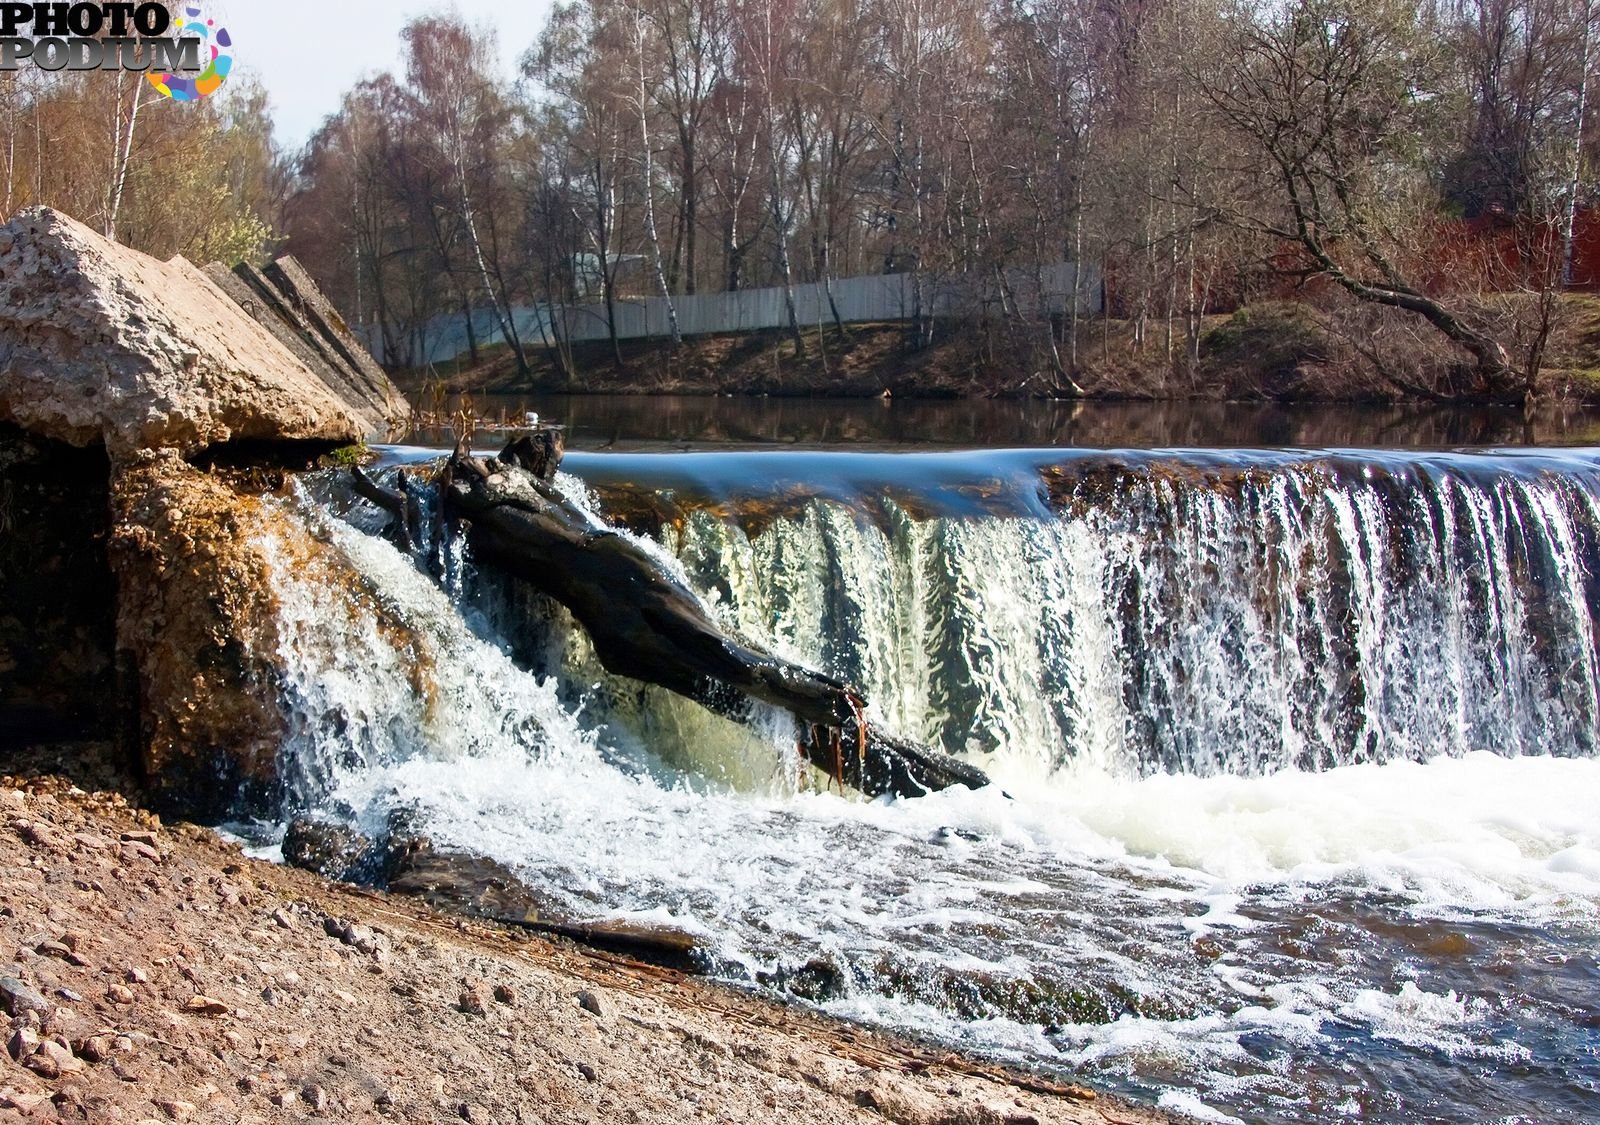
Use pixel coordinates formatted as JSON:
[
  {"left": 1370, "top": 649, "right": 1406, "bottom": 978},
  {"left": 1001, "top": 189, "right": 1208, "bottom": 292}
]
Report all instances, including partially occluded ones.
[
  {"left": 263, "top": 447, "right": 1600, "bottom": 801},
  {"left": 247, "top": 489, "right": 603, "bottom": 819},
  {"left": 561, "top": 449, "right": 1600, "bottom": 780},
  {"left": 235, "top": 446, "right": 1600, "bottom": 1124}
]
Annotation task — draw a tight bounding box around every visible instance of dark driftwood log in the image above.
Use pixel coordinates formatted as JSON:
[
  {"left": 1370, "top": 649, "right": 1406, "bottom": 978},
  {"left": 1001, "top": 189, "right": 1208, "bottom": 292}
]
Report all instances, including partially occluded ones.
[
  {"left": 351, "top": 465, "right": 422, "bottom": 551},
  {"left": 409, "top": 436, "right": 988, "bottom": 797},
  {"left": 497, "top": 429, "right": 565, "bottom": 482}
]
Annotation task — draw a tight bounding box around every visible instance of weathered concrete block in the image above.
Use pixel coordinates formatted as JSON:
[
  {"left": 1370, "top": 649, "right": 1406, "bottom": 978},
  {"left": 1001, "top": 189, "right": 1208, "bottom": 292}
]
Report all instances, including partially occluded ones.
[
  {"left": 0, "top": 207, "right": 403, "bottom": 455},
  {"left": 218, "top": 259, "right": 410, "bottom": 426},
  {"left": 259, "top": 256, "right": 408, "bottom": 421}
]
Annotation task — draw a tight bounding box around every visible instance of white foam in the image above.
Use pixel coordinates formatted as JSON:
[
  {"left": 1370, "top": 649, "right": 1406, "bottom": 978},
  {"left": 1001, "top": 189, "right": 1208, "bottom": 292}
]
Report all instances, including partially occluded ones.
[
  {"left": 1338, "top": 982, "right": 1529, "bottom": 1061},
  {"left": 1014, "top": 752, "right": 1600, "bottom": 922},
  {"left": 1158, "top": 1090, "right": 1247, "bottom": 1124}
]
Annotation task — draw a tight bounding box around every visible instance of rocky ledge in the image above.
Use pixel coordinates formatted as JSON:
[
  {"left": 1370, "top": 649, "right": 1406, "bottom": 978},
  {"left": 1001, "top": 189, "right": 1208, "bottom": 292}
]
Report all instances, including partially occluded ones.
[{"left": 0, "top": 766, "right": 1174, "bottom": 1125}]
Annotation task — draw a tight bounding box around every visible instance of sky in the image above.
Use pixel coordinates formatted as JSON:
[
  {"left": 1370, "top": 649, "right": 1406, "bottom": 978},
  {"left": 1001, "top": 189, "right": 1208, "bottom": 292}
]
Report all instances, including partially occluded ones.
[{"left": 218, "top": 0, "right": 555, "bottom": 151}]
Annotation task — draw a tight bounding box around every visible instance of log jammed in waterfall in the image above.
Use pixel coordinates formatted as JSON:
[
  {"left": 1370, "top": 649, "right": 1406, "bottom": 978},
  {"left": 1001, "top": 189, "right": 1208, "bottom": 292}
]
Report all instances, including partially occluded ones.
[
  {"left": 350, "top": 464, "right": 423, "bottom": 552},
  {"left": 353, "top": 432, "right": 989, "bottom": 798}
]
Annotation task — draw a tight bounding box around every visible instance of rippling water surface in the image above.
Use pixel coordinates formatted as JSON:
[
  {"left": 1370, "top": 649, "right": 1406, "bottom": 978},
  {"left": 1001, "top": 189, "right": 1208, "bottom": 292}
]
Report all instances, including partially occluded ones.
[{"left": 412, "top": 394, "right": 1600, "bottom": 452}]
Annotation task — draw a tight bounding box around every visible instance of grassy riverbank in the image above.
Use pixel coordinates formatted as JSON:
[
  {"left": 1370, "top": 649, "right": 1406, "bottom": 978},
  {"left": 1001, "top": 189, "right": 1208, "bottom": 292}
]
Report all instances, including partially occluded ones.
[{"left": 395, "top": 296, "right": 1600, "bottom": 405}]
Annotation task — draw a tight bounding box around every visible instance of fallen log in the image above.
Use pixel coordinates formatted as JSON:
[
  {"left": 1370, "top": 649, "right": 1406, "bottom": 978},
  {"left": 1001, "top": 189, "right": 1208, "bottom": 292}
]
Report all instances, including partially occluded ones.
[
  {"left": 350, "top": 464, "right": 422, "bottom": 552},
  {"left": 356, "top": 434, "right": 989, "bottom": 798},
  {"left": 386, "top": 841, "right": 708, "bottom": 971}
]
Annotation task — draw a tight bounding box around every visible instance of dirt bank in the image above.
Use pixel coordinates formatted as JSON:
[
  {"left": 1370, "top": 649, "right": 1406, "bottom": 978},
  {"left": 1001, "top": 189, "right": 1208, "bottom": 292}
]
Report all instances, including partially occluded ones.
[
  {"left": 0, "top": 752, "right": 1176, "bottom": 1125},
  {"left": 397, "top": 296, "right": 1600, "bottom": 405}
]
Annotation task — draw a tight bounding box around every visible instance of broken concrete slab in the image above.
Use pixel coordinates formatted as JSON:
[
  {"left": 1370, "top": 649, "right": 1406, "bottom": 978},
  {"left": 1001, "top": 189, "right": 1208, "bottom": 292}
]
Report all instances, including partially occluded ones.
[
  {"left": 217, "top": 259, "right": 409, "bottom": 426},
  {"left": 0, "top": 207, "right": 406, "bottom": 455},
  {"left": 260, "top": 255, "right": 408, "bottom": 420}
]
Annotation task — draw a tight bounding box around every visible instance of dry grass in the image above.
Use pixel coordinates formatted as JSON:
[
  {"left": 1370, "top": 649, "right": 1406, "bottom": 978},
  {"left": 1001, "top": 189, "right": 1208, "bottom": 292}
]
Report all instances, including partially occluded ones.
[{"left": 1539, "top": 293, "right": 1600, "bottom": 395}]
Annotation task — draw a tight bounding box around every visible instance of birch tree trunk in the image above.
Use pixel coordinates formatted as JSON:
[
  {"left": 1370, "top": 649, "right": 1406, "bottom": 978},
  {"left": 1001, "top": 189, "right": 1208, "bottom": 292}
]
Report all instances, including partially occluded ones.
[
  {"left": 754, "top": 4, "right": 804, "bottom": 355},
  {"left": 633, "top": 1, "right": 682, "bottom": 347},
  {"left": 1564, "top": 0, "right": 1593, "bottom": 287},
  {"left": 106, "top": 74, "right": 143, "bottom": 242},
  {"left": 771, "top": 153, "right": 805, "bottom": 356},
  {"left": 453, "top": 129, "right": 528, "bottom": 376}
]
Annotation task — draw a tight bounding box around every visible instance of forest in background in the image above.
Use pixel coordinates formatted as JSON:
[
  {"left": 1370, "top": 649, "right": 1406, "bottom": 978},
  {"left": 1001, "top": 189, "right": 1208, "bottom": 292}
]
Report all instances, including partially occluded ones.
[
  {"left": 2, "top": 0, "right": 1599, "bottom": 403},
  {"left": 0, "top": 67, "right": 282, "bottom": 265}
]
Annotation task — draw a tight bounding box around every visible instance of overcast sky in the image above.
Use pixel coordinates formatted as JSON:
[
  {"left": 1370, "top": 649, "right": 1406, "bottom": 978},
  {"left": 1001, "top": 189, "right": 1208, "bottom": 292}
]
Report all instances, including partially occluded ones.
[{"left": 218, "top": 0, "right": 555, "bottom": 151}]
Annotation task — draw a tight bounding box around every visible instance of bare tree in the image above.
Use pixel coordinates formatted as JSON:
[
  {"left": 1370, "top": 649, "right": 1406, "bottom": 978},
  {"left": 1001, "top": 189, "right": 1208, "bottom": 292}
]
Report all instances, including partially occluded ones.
[
  {"left": 1199, "top": 0, "right": 1520, "bottom": 399},
  {"left": 529, "top": 1, "right": 637, "bottom": 368},
  {"left": 403, "top": 17, "right": 532, "bottom": 376},
  {"left": 630, "top": 0, "right": 683, "bottom": 345},
  {"left": 733, "top": 0, "right": 806, "bottom": 353},
  {"left": 646, "top": 0, "right": 723, "bottom": 294}
]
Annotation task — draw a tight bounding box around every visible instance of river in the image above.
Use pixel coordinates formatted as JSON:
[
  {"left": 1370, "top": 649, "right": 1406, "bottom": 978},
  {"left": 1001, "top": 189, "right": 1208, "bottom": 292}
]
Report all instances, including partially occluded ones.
[
  {"left": 416, "top": 393, "right": 1600, "bottom": 452},
  {"left": 247, "top": 400, "right": 1600, "bottom": 1123}
]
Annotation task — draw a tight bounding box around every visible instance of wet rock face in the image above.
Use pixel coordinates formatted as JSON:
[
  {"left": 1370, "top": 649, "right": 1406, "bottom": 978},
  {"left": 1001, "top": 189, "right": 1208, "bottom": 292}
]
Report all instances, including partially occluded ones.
[
  {"left": 105, "top": 451, "right": 444, "bottom": 821},
  {"left": 0, "top": 207, "right": 399, "bottom": 456},
  {"left": 281, "top": 818, "right": 374, "bottom": 882},
  {"left": 108, "top": 450, "right": 289, "bottom": 816}
]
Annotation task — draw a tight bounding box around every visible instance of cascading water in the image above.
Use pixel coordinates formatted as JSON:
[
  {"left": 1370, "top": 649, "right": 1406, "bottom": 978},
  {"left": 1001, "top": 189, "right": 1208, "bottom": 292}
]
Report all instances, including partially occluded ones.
[
  {"left": 249, "top": 446, "right": 1600, "bottom": 1124},
  {"left": 588, "top": 449, "right": 1600, "bottom": 778}
]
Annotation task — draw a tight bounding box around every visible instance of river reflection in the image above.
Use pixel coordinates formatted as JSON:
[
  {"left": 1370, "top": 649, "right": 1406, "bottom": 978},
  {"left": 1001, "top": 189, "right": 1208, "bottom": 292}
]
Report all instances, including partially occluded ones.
[{"left": 408, "top": 393, "right": 1600, "bottom": 451}]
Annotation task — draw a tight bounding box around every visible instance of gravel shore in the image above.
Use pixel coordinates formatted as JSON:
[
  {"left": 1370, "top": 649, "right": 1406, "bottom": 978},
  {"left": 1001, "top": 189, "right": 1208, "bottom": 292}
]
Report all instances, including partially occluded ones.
[{"left": 0, "top": 764, "right": 1177, "bottom": 1124}]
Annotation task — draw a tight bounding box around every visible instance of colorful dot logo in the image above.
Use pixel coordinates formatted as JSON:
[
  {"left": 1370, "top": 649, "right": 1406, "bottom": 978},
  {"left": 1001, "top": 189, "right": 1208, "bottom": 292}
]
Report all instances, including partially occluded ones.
[{"left": 147, "top": 5, "right": 233, "bottom": 101}]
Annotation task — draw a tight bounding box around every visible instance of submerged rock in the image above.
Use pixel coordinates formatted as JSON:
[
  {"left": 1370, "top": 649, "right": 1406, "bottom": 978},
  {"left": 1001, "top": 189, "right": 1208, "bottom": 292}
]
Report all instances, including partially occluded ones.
[
  {"left": 0, "top": 207, "right": 405, "bottom": 455},
  {"left": 387, "top": 841, "right": 708, "bottom": 972},
  {"left": 759, "top": 958, "right": 850, "bottom": 1003},
  {"left": 282, "top": 818, "right": 373, "bottom": 882}
]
